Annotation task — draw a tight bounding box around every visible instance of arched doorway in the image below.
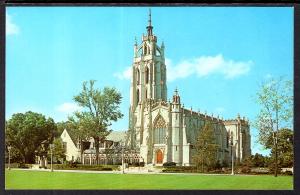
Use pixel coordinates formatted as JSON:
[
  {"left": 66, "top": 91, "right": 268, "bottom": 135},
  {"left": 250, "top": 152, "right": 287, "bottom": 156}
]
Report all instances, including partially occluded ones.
[{"left": 156, "top": 149, "right": 163, "bottom": 164}]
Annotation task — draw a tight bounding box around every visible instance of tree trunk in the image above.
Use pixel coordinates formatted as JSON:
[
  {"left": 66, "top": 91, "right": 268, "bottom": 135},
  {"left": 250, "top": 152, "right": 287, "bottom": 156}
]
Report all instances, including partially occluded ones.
[
  {"left": 275, "top": 106, "right": 279, "bottom": 177},
  {"left": 20, "top": 151, "right": 26, "bottom": 164},
  {"left": 94, "top": 137, "right": 100, "bottom": 165},
  {"left": 80, "top": 140, "right": 84, "bottom": 164},
  {"left": 275, "top": 137, "right": 278, "bottom": 177}
]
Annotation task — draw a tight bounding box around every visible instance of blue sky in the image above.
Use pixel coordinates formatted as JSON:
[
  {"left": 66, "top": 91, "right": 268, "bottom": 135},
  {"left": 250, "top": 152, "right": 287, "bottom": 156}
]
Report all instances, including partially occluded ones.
[{"left": 6, "top": 7, "right": 293, "bottom": 156}]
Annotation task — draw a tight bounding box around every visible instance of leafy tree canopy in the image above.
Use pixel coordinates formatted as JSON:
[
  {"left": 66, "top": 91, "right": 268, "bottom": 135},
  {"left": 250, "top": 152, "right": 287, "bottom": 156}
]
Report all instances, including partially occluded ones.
[
  {"left": 5, "top": 111, "right": 57, "bottom": 163},
  {"left": 267, "top": 128, "right": 293, "bottom": 168},
  {"left": 253, "top": 77, "right": 293, "bottom": 148},
  {"left": 193, "top": 122, "right": 219, "bottom": 172},
  {"left": 69, "top": 80, "right": 123, "bottom": 164},
  {"left": 49, "top": 137, "right": 66, "bottom": 163}
]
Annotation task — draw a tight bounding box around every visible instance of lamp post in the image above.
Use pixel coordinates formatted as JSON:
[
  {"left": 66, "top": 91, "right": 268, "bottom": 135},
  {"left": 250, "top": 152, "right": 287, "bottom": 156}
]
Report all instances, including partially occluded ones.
[
  {"left": 139, "top": 155, "right": 142, "bottom": 172},
  {"left": 7, "top": 146, "right": 12, "bottom": 170},
  {"left": 121, "top": 142, "right": 125, "bottom": 174},
  {"left": 49, "top": 144, "right": 54, "bottom": 172},
  {"left": 231, "top": 139, "right": 238, "bottom": 175}
]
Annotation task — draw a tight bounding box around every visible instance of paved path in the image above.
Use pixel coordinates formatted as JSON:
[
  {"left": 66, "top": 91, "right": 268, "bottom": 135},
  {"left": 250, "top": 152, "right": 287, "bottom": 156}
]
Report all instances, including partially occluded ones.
[{"left": 8, "top": 168, "right": 255, "bottom": 176}]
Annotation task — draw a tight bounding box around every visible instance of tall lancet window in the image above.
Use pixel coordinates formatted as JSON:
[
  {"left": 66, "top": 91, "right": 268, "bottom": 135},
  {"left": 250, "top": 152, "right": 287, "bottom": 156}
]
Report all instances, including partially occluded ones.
[
  {"left": 136, "top": 69, "right": 140, "bottom": 85},
  {"left": 145, "top": 67, "right": 149, "bottom": 84},
  {"left": 136, "top": 89, "right": 140, "bottom": 104},
  {"left": 144, "top": 45, "right": 148, "bottom": 55},
  {"left": 154, "top": 116, "right": 166, "bottom": 144}
]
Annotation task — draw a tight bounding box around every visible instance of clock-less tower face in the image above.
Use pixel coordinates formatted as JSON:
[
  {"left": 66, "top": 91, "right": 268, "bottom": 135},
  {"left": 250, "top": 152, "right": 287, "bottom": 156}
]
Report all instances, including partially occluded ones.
[{"left": 130, "top": 10, "right": 167, "bottom": 110}]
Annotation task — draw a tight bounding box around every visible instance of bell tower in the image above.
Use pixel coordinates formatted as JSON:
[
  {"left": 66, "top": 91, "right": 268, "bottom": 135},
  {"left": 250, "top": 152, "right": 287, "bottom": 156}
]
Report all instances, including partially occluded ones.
[{"left": 130, "top": 9, "right": 167, "bottom": 110}]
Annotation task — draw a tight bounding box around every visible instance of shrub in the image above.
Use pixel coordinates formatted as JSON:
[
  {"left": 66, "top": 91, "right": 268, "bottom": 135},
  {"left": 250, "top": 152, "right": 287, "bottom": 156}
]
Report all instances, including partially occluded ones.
[
  {"left": 162, "top": 166, "right": 237, "bottom": 174},
  {"left": 162, "top": 166, "right": 197, "bottom": 173},
  {"left": 49, "top": 164, "right": 120, "bottom": 171},
  {"left": 139, "top": 162, "right": 145, "bottom": 167},
  {"left": 214, "top": 161, "right": 222, "bottom": 170},
  {"left": 102, "top": 167, "right": 113, "bottom": 171},
  {"left": 68, "top": 161, "right": 78, "bottom": 168},
  {"left": 18, "top": 163, "right": 31, "bottom": 169},
  {"left": 222, "top": 160, "right": 229, "bottom": 168},
  {"left": 282, "top": 171, "right": 293, "bottom": 176},
  {"left": 268, "top": 164, "right": 282, "bottom": 175},
  {"left": 132, "top": 162, "right": 139, "bottom": 167},
  {"left": 163, "top": 162, "right": 176, "bottom": 167},
  {"left": 130, "top": 162, "right": 145, "bottom": 167},
  {"left": 5, "top": 163, "right": 20, "bottom": 169},
  {"left": 208, "top": 169, "right": 223, "bottom": 174},
  {"left": 240, "top": 166, "right": 251, "bottom": 174}
]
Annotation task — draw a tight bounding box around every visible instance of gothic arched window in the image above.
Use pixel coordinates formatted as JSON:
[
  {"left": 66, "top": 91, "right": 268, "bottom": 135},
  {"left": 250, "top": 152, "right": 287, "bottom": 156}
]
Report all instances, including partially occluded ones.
[
  {"left": 156, "top": 48, "right": 161, "bottom": 56},
  {"left": 136, "top": 69, "right": 140, "bottom": 85},
  {"left": 144, "top": 45, "right": 148, "bottom": 55},
  {"left": 136, "top": 89, "right": 140, "bottom": 104},
  {"left": 145, "top": 67, "right": 149, "bottom": 84},
  {"left": 154, "top": 116, "right": 166, "bottom": 144},
  {"left": 226, "top": 132, "right": 229, "bottom": 148}
]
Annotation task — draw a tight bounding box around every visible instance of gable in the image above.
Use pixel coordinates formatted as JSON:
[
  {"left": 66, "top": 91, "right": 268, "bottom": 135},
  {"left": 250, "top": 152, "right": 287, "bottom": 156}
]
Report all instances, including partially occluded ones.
[{"left": 60, "top": 129, "right": 78, "bottom": 149}]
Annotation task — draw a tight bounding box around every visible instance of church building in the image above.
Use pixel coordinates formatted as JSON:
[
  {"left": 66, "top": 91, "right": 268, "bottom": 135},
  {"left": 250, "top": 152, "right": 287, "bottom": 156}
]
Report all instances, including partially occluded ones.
[{"left": 128, "top": 10, "right": 251, "bottom": 166}]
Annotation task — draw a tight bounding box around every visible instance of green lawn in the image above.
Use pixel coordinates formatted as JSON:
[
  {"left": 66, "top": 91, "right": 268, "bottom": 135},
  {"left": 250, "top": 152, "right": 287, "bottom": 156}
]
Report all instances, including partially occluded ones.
[{"left": 5, "top": 169, "right": 293, "bottom": 190}]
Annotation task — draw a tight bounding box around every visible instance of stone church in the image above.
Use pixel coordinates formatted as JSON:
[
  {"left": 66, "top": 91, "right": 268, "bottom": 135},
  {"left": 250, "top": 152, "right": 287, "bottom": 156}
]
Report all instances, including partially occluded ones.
[{"left": 128, "top": 10, "right": 251, "bottom": 166}]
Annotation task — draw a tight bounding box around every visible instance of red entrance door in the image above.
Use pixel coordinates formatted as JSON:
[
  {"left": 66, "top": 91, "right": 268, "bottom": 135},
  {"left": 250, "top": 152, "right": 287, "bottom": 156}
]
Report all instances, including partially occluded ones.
[{"left": 156, "top": 150, "right": 163, "bottom": 164}]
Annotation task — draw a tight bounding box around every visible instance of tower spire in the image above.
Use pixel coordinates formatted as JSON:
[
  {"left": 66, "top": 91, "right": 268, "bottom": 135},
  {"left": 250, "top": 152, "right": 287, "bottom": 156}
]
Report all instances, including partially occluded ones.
[
  {"left": 146, "top": 8, "right": 153, "bottom": 36},
  {"left": 148, "top": 8, "right": 152, "bottom": 27},
  {"left": 134, "top": 36, "right": 137, "bottom": 46}
]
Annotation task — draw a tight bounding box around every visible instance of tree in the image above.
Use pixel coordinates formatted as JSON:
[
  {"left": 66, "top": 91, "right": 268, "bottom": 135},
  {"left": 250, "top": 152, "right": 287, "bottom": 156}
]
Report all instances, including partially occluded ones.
[
  {"left": 50, "top": 138, "right": 66, "bottom": 163},
  {"left": 5, "top": 111, "right": 57, "bottom": 163},
  {"left": 239, "top": 155, "right": 253, "bottom": 174},
  {"left": 55, "top": 121, "right": 73, "bottom": 138},
  {"left": 252, "top": 153, "right": 267, "bottom": 167},
  {"left": 193, "top": 123, "right": 219, "bottom": 172},
  {"left": 253, "top": 76, "right": 293, "bottom": 176},
  {"left": 5, "top": 139, "right": 23, "bottom": 163},
  {"left": 70, "top": 80, "right": 123, "bottom": 164},
  {"left": 266, "top": 128, "right": 293, "bottom": 168}
]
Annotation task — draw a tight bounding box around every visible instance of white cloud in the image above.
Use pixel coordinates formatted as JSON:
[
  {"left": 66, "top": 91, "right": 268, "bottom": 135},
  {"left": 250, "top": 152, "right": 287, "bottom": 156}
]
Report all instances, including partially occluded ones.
[
  {"left": 6, "top": 14, "right": 19, "bottom": 36},
  {"left": 56, "top": 102, "right": 82, "bottom": 113},
  {"left": 166, "top": 54, "right": 252, "bottom": 82},
  {"left": 113, "top": 66, "right": 132, "bottom": 80},
  {"left": 114, "top": 54, "right": 252, "bottom": 82}
]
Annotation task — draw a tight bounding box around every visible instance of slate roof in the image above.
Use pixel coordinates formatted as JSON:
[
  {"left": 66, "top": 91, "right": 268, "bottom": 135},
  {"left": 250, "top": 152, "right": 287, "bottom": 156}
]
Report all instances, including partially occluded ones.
[
  {"left": 63, "top": 129, "right": 127, "bottom": 146},
  {"left": 106, "top": 131, "right": 127, "bottom": 143},
  {"left": 65, "top": 129, "right": 78, "bottom": 146}
]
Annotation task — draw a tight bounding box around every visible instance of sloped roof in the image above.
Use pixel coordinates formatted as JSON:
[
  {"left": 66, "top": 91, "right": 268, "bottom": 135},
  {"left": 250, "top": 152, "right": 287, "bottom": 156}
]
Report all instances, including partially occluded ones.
[
  {"left": 61, "top": 129, "right": 78, "bottom": 149},
  {"left": 106, "top": 131, "right": 127, "bottom": 143},
  {"left": 62, "top": 129, "right": 127, "bottom": 144},
  {"left": 66, "top": 129, "right": 78, "bottom": 145}
]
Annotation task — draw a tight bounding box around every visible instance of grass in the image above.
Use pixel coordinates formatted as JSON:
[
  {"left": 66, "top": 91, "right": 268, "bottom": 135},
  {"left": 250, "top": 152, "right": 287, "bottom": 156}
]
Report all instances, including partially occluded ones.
[{"left": 5, "top": 169, "right": 293, "bottom": 190}]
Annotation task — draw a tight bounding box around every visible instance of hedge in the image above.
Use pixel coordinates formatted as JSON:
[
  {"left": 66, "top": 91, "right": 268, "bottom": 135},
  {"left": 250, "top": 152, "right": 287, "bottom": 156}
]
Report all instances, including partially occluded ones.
[
  {"left": 5, "top": 163, "right": 33, "bottom": 169},
  {"left": 162, "top": 166, "right": 198, "bottom": 173},
  {"left": 163, "top": 162, "right": 176, "bottom": 167},
  {"left": 46, "top": 164, "right": 120, "bottom": 171}
]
